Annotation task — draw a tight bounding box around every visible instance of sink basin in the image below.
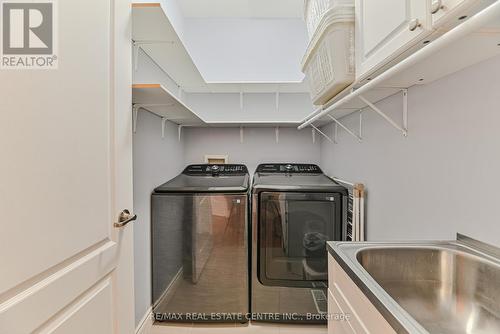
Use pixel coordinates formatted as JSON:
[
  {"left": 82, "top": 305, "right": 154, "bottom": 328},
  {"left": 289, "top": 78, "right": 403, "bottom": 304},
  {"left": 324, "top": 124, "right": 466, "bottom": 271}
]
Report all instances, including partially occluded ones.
[
  {"left": 327, "top": 235, "right": 500, "bottom": 334},
  {"left": 357, "top": 247, "right": 500, "bottom": 334}
]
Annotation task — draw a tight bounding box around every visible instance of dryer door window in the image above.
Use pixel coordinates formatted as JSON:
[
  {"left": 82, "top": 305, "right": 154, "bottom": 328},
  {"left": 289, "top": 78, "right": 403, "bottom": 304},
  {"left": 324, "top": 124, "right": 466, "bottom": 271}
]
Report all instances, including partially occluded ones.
[{"left": 258, "top": 192, "right": 342, "bottom": 287}]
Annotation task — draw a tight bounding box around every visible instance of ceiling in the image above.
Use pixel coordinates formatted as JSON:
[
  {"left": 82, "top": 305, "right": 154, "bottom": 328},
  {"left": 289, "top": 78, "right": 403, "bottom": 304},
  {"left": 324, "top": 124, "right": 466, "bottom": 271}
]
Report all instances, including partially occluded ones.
[{"left": 177, "top": 0, "right": 304, "bottom": 18}]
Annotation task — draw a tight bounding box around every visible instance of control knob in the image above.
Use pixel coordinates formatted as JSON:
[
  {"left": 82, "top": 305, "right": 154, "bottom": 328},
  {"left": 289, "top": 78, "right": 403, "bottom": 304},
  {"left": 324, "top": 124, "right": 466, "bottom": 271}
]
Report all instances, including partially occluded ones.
[{"left": 211, "top": 165, "right": 220, "bottom": 174}]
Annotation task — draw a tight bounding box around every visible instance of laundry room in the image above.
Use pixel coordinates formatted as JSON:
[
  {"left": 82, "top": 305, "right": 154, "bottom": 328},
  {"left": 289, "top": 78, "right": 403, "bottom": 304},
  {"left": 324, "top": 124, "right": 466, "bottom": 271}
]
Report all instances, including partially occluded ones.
[
  {"left": 2, "top": 0, "right": 500, "bottom": 334},
  {"left": 130, "top": 0, "right": 500, "bottom": 332}
]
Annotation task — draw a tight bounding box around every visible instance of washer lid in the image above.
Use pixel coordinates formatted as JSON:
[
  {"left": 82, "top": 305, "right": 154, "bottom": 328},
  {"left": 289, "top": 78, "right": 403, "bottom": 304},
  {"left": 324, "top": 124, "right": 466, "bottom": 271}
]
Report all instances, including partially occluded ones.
[
  {"left": 252, "top": 163, "right": 347, "bottom": 194},
  {"left": 154, "top": 164, "right": 249, "bottom": 193},
  {"left": 255, "top": 163, "right": 322, "bottom": 174}
]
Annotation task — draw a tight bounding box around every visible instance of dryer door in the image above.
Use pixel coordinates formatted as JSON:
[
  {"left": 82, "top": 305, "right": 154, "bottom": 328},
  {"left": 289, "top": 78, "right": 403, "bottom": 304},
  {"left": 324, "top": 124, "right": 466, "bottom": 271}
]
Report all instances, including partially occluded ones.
[{"left": 258, "top": 192, "right": 343, "bottom": 287}]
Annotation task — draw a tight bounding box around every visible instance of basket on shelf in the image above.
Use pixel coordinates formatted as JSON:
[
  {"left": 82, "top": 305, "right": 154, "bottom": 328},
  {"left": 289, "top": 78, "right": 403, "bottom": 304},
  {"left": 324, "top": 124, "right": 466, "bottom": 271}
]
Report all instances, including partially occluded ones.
[
  {"left": 302, "top": 1, "right": 355, "bottom": 105},
  {"left": 303, "top": 0, "right": 355, "bottom": 40}
]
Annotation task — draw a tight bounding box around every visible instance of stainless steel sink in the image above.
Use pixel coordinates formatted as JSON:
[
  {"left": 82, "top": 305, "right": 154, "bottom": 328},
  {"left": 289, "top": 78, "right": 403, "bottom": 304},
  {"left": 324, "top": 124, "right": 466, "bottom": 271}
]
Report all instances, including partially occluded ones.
[{"left": 327, "top": 235, "right": 500, "bottom": 334}]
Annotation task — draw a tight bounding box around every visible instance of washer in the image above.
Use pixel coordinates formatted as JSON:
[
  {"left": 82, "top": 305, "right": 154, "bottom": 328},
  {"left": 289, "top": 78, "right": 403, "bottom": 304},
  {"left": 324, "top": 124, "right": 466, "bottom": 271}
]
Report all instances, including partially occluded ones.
[
  {"left": 151, "top": 164, "right": 250, "bottom": 323},
  {"left": 251, "top": 163, "right": 347, "bottom": 323}
]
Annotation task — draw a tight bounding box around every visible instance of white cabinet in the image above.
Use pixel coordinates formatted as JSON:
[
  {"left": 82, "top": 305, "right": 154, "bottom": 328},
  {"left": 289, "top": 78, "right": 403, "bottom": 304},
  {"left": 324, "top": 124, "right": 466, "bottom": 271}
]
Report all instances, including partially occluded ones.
[
  {"left": 328, "top": 289, "right": 355, "bottom": 334},
  {"left": 327, "top": 255, "right": 396, "bottom": 333},
  {"left": 431, "top": 0, "right": 494, "bottom": 28},
  {"left": 354, "top": 0, "right": 496, "bottom": 83},
  {"left": 431, "top": 0, "right": 469, "bottom": 25},
  {"left": 355, "top": 0, "right": 432, "bottom": 81}
]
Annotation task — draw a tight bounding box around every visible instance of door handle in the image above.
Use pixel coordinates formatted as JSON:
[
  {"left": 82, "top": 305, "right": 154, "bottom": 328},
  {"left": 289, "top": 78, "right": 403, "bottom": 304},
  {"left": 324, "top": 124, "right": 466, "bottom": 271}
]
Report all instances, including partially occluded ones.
[{"left": 114, "top": 209, "right": 137, "bottom": 228}]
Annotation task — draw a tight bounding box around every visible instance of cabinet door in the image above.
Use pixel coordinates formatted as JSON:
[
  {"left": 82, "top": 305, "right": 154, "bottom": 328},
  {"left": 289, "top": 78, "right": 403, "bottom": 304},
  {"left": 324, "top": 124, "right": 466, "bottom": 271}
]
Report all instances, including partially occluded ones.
[
  {"left": 328, "top": 289, "right": 355, "bottom": 334},
  {"left": 355, "top": 0, "right": 432, "bottom": 80},
  {"left": 431, "top": 0, "right": 490, "bottom": 28}
]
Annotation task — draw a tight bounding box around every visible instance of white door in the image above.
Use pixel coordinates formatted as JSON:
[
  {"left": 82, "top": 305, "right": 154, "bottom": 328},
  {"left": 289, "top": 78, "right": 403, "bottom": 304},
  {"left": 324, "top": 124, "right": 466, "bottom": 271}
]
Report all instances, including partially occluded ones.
[
  {"left": 0, "top": 0, "right": 134, "bottom": 333},
  {"left": 355, "top": 0, "right": 431, "bottom": 81}
]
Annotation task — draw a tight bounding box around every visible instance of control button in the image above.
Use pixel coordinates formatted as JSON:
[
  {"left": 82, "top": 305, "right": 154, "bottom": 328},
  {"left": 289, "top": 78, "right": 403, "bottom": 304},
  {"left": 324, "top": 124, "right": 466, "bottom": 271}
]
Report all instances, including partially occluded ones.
[
  {"left": 211, "top": 165, "right": 220, "bottom": 172},
  {"left": 285, "top": 164, "right": 293, "bottom": 171}
]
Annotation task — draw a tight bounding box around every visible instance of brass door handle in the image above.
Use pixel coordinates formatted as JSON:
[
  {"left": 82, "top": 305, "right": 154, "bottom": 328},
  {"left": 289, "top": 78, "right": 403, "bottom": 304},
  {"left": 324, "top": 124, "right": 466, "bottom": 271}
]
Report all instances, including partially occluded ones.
[{"left": 114, "top": 209, "right": 137, "bottom": 228}]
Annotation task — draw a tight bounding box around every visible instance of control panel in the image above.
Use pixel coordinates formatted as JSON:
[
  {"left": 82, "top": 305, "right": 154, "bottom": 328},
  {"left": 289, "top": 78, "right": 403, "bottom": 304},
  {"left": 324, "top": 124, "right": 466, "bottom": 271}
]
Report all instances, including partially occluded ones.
[
  {"left": 183, "top": 164, "right": 248, "bottom": 176},
  {"left": 255, "top": 163, "right": 322, "bottom": 174}
]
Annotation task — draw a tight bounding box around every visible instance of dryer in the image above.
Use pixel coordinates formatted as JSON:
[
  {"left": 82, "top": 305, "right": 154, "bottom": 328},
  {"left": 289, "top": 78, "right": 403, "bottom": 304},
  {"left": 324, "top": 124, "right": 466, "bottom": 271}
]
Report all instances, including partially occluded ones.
[{"left": 251, "top": 163, "right": 347, "bottom": 323}]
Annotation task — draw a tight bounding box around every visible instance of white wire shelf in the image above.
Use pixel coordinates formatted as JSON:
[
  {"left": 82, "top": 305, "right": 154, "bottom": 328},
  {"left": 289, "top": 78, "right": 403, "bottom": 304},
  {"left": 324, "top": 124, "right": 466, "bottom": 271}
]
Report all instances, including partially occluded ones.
[
  {"left": 131, "top": 84, "right": 306, "bottom": 140},
  {"left": 132, "top": 84, "right": 204, "bottom": 126}
]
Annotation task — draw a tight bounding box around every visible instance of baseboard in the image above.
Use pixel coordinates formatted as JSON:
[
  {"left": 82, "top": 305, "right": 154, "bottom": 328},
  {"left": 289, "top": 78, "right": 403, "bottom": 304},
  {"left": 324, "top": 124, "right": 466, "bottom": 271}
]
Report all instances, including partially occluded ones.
[
  {"left": 135, "top": 307, "right": 153, "bottom": 334},
  {"left": 154, "top": 267, "right": 183, "bottom": 309},
  {"left": 139, "top": 268, "right": 184, "bottom": 333}
]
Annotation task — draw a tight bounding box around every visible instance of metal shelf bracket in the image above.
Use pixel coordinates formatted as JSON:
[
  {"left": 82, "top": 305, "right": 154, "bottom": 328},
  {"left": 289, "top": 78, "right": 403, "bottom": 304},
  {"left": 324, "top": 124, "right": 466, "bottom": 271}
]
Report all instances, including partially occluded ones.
[
  {"left": 359, "top": 110, "right": 363, "bottom": 139},
  {"left": 132, "top": 40, "right": 175, "bottom": 71},
  {"left": 132, "top": 104, "right": 139, "bottom": 133},
  {"left": 310, "top": 124, "right": 334, "bottom": 144},
  {"left": 358, "top": 89, "right": 408, "bottom": 136},
  {"left": 328, "top": 115, "right": 362, "bottom": 142},
  {"left": 132, "top": 103, "right": 179, "bottom": 137},
  {"left": 133, "top": 42, "right": 140, "bottom": 72},
  {"left": 161, "top": 117, "right": 167, "bottom": 138},
  {"left": 333, "top": 123, "right": 338, "bottom": 144},
  {"left": 178, "top": 125, "right": 183, "bottom": 142},
  {"left": 132, "top": 103, "right": 175, "bottom": 135}
]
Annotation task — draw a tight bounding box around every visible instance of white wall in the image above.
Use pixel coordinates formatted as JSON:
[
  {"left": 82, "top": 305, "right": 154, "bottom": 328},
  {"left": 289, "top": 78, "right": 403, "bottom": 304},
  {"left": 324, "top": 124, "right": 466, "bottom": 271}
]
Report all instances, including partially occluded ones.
[
  {"left": 133, "top": 111, "right": 184, "bottom": 326},
  {"left": 183, "top": 18, "right": 308, "bottom": 82},
  {"left": 132, "top": 49, "right": 186, "bottom": 326},
  {"left": 320, "top": 55, "right": 500, "bottom": 246},
  {"left": 183, "top": 127, "right": 321, "bottom": 173}
]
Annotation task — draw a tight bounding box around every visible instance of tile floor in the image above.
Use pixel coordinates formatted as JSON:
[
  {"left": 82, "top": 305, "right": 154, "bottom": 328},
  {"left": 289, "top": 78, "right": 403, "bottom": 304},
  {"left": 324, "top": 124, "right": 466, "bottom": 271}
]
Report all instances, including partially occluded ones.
[{"left": 151, "top": 322, "right": 327, "bottom": 334}]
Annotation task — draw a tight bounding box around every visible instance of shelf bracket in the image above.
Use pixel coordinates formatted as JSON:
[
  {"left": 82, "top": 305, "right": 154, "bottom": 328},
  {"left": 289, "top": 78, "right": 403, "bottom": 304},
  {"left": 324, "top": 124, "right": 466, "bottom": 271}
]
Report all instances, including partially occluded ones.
[
  {"left": 310, "top": 124, "right": 335, "bottom": 144},
  {"left": 275, "top": 127, "right": 279, "bottom": 143},
  {"left": 132, "top": 104, "right": 139, "bottom": 133},
  {"left": 133, "top": 102, "right": 175, "bottom": 113},
  {"left": 359, "top": 110, "right": 363, "bottom": 139},
  {"left": 132, "top": 40, "right": 175, "bottom": 71},
  {"left": 178, "top": 125, "right": 183, "bottom": 142},
  {"left": 133, "top": 103, "right": 178, "bottom": 135},
  {"left": 358, "top": 92, "right": 408, "bottom": 136},
  {"left": 240, "top": 126, "right": 244, "bottom": 143},
  {"left": 161, "top": 117, "right": 167, "bottom": 138},
  {"left": 275, "top": 91, "right": 280, "bottom": 111},
  {"left": 133, "top": 42, "right": 141, "bottom": 72},
  {"left": 134, "top": 103, "right": 175, "bottom": 111},
  {"left": 333, "top": 123, "right": 338, "bottom": 144},
  {"left": 327, "top": 115, "right": 362, "bottom": 142},
  {"left": 402, "top": 89, "right": 408, "bottom": 134}
]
